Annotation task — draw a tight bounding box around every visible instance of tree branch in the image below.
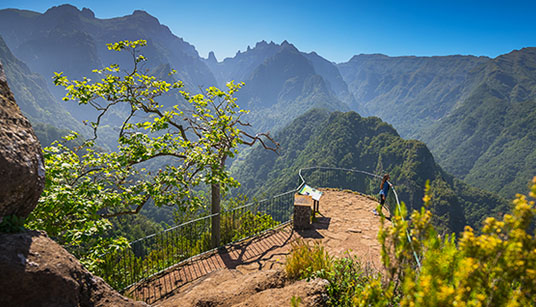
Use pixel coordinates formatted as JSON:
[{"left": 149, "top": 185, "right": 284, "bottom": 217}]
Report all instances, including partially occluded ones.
[
  {"left": 100, "top": 194, "right": 149, "bottom": 218},
  {"left": 240, "top": 131, "right": 280, "bottom": 153}
]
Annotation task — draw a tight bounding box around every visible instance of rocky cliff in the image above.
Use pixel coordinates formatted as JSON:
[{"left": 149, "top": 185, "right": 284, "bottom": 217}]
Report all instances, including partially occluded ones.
[
  {"left": 0, "top": 61, "right": 44, "bottom": 219},
  {"left": 0, "top": 231, "right": 148, "bottom": 307}
]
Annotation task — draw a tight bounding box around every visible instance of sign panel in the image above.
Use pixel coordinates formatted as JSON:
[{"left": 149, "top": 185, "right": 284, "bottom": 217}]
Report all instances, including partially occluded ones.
[{"left": 298, "top": 184, "right": 323, "bottom": 201}]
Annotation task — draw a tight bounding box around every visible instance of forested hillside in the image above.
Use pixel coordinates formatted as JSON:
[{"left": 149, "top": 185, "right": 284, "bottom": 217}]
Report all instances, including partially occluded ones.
[
  {"left": 337, "top": 50, "right": 536, "bottom": 199},
  {"left": 232, "top": 109, "right": 508, "bottom": 233},
  {"left": 0, "top": 35, "right": 85, "bottom": 145},
  {"left": 338, "top": 54, "right": 490, "bottom": 138},
  {"left": 421, "top": 47, "right": 536, "bottom": 198}
]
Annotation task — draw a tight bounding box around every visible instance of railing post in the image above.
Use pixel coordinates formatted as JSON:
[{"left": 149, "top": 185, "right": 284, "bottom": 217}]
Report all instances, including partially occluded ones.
[{"left": 211, "top": 183, "right": 221, "bottom": 248}]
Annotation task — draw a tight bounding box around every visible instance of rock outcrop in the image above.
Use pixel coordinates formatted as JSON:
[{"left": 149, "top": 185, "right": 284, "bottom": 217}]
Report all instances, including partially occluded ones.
[
  {"left": 0, "top": 61, "right": 45, "bottom": 219},
  {"left": 158, "top": 268, "right": 328, "bottom": 307},
  {"left": 0, "top": 230, "right": 148, "bottom": 307}
]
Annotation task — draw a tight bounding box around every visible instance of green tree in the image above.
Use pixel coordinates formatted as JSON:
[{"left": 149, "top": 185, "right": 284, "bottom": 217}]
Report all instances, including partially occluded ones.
[{"left": 26, "top": 40, "right": 277, "bottom": 268}]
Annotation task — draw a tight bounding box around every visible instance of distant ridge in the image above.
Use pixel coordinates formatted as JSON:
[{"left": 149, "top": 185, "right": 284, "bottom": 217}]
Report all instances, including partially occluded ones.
[
  {"left": 421, "top": 47, "right": 536, "bottom": 198},
  {"left": 203, "top": 40, "right": 352, "bottom": 132},
  {"left": 232, "top": 109, "right": 508, "bottom": 233}
]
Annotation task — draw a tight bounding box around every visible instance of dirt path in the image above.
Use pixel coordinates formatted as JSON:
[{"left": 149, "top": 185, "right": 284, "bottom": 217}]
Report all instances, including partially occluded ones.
[{"left": 134, "top": 189, "right": 389, "bottom": 305}]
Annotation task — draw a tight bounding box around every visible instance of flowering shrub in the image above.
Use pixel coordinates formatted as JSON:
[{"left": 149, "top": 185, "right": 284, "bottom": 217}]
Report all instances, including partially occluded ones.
[
  {"left": 288, "top": 177, "right": 536, "bottom": 306},
  {"left": 356, "top": 177, "right": 536, "bottom": 306}
]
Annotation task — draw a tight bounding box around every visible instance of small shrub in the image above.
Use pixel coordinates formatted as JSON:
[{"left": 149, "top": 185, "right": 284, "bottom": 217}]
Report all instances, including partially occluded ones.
[
  {"left": 290, "top": 295, "right": 302, "bottom": 307},
  {"left": 285, "top": 238, "right": 332, "bottom": 280},
  {"left": 312, "top": 253, "right": 376, "bottom": 307}
]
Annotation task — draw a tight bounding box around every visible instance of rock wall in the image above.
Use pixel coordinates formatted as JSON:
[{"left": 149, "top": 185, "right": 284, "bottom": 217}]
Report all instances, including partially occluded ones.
[
  {"left": 0, "top": 230, "right": 148, "bottom": 307},
  {"left": 0, "top": 61, "right": 45, "bottom": 219}
]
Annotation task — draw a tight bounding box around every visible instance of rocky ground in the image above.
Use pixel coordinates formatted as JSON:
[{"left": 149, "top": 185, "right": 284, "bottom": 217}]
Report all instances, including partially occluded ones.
[
  {"left": 0, "top": 230, "right": 148, "bottom": 307},
  {"left": 149, "top": 189, "right": 389, "bottom": 306}
]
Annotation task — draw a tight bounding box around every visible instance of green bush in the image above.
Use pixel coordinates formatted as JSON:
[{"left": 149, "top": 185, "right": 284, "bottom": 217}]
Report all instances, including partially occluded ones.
[
  {"left": 353, "top": 178, "right": 536, "bottom": 306},
  {"left": 284, "top": 177, "right": 536, "bottom": 307},
  {"left": 312, "top": 254, "right": 377, "bottom": 307},
  {"left": 285, "top": 238, "right": 332, "bottom": 280}
]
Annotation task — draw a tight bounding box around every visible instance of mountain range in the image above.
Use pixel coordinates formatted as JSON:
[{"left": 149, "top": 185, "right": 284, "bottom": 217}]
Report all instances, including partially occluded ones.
[
  {"left": 0, "top": 4, "right": 534, "bottom": 200},
  {"left": 0, "top": 5, "right": 215, "bottom": 126},
  {"left": 337, "top": 54, "right": 490, "bottom": 137},
  {"left": 204, "top": 40, "right": 355, "bottom": 132},
  {"left": 421, "top": 48, "right": 536, "bottom": 197},
  {"left": 231, "top": 109, "right": 508, "bottom": 233}
]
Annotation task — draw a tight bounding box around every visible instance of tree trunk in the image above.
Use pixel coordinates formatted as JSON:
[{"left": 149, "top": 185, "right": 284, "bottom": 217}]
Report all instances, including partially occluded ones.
[{"left": 211, "top": 182, "right": 221, "bottom": 248}]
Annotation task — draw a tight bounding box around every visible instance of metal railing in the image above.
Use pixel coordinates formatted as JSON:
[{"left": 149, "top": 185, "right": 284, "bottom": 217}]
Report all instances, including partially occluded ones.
[
  {"left": 97, "top": 213, "right": 215, "bottom": 291},
  {"left": 96, "top": 187, "right": 296, "bottom": 296},
  {"left": 298, "top": 167, "right": 421, "bottom": 267},
  {"left": 97, "top": 166, "right": 420, "bottom": 302}
]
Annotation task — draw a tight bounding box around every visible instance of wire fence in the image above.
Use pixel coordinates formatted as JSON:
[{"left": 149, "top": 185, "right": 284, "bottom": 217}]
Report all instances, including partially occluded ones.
[
  {"left": 298, "top": 167, "right": 420, "bottom": 267},
  {"left": 96, "top": 166, "right": 418, "bottom": 302},
  {"left": 297, "top": 167, "right": 399, "bottom": 213},
  {"left": 96, "top": 188, "right": 296, "bottom": 296}
]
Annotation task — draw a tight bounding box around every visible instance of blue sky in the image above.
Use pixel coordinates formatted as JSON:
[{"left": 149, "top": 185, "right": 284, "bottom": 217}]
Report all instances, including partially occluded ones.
[{"left": 1, "top": 0, "right": 535, "bottom": 63}]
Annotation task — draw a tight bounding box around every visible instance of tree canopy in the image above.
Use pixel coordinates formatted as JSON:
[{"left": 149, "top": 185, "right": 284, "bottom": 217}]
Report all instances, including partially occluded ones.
[{"left": 26, "top": 39, "right": 277, "bottom": 267}]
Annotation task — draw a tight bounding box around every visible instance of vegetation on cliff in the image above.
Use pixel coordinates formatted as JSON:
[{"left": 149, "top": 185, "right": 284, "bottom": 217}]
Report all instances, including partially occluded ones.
[
  {"left": 421, "top": 48, "right": 536, "bottom": 199},
  {"left": 286, "top": 178, "right": 536, "bottom": 306}
]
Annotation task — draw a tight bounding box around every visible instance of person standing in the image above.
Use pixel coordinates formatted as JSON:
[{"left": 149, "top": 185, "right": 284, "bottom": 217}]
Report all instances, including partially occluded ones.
[{"left": 374, "top": 174, "right": 392, "bottom": 216}]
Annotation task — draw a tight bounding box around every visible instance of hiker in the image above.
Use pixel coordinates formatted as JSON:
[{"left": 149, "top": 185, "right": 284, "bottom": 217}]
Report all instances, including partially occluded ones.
[{"left": 374, "top": 173, "right": 392, "bottom": 216}]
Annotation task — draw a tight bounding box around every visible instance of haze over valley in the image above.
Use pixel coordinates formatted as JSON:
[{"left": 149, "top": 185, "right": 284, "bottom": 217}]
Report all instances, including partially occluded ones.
[{"left": 1, "top": 4, "right": 534, "bottom": 200}]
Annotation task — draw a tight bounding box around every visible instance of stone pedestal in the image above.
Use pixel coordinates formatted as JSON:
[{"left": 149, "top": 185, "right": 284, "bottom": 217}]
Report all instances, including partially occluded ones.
[{"left": 294, "top": 194, "right": 312, "bottom": 230}]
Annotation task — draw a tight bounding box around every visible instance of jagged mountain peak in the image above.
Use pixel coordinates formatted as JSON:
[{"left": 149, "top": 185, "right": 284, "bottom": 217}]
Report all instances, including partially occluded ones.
[
  {"left": 202, "top": 37, "right": 354, "bottom": 130},
  {"left": 80, "top": 7, "right": 95, "bottom": 19},
  {"left": 130, "top": 9, "right": 161, "bottom": 25},
  {"left": 133, "top": 9, "right": 151, "bottom": 16},
  {"left": 255, "top": 40, "right": 268, "bottom": 48},
  {"left": 43, "top": 4, "right": 80, "bottom": 15},
  {"left": 42, "top": 5, "right": 96, "bottom": 19},
  {"left": 279, "top": 40, "right": 299, "bottom": 53},
  {"left": 43, "top": 5, "right": 95, "bottom": 19},
  {"left": 207, "top": 51, "right": 218, "bottom": 63}
]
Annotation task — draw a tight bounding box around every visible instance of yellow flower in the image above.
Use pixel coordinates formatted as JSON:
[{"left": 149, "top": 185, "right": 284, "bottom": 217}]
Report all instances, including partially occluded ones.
[{"left": 438, "top": 285, "right": 455, "bottom": 301}]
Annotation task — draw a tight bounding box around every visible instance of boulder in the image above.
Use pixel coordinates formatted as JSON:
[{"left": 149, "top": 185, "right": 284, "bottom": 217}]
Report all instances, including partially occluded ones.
[
  {"left": 0, "top": 61, "right": 45, "bottom": 219},
  {"left": 0, "top": 230, "right": 148, "bottom": 307}
]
